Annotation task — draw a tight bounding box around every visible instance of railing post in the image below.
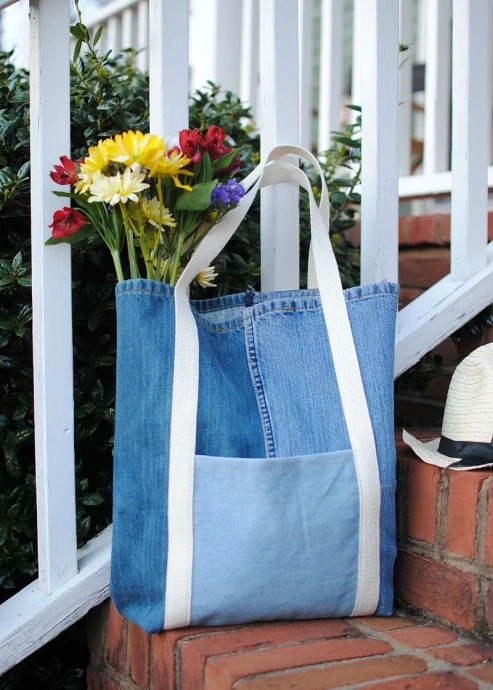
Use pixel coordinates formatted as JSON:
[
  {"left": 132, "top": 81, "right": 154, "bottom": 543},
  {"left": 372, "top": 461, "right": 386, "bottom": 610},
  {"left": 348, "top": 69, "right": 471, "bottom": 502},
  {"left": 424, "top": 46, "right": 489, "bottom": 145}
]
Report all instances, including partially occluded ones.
[
  {"left": 398, "top": 0, "right": 413, "bottom": 176},
  {"left": 259, "top": 0, "right": 299, "bottom": 291},
  {"left": 423, "top": 0, "right": 452, "bottom": 175},
  {"left": 318, "top": 0, "right": 343, "bottom": 152},
  {"left": 149, "top": 0, "right": 189, "bottom": 138},
  {"left": 299, "top": 0, "right": 314, "bottom": 150},
  {"left": 360, "top": 0, "right": 399, "bottom": 285},
  {"left": 450, "top": 0, "right": 488, "bottom": 281},
  {"left": 240, "top": 0, "right": 259, "bottom": 123},
  {"left": 29, "top": 0, "right": 77, "bottom": 594}
]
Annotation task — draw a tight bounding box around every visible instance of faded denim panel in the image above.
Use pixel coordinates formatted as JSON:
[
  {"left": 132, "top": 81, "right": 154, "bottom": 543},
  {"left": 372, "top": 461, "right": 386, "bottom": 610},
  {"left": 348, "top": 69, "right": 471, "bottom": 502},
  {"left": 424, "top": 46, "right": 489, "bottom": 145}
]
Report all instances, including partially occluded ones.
[
  {"left": 191, "top": 450, "right": 359, "bottom": 625},
  {"left": 111, "top": 281, "right": 173, "bottom": 633}
]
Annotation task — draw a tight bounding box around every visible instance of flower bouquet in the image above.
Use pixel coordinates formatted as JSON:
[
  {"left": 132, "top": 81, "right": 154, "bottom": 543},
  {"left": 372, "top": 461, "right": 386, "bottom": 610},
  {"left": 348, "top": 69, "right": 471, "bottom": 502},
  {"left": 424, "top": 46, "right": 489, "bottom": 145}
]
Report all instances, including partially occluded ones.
[{"left": 47, "top": 126, "right": 245, "bottom": 287}]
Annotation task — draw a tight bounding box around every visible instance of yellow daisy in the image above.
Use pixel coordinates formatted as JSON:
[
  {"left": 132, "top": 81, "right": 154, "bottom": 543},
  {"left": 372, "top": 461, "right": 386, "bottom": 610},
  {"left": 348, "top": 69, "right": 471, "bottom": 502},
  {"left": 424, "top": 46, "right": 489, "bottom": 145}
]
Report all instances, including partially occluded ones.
[
  {"left": 104, "top": 131, "right": 166, "bottom": 169},
  {"left": 149, "top": 150, "right": 194, "bottom": 190},
  {"left": 88, "top": 167, "right": 149, "bottom": 206},
  {"left": 142, "top": 197, "right": 177, "bottom": 229},
  {"left": 75, "top": 140, "right": 111, "bottom": 194},
  {"left": 196, "top": 265, "right": 218, "bottom": 289}
]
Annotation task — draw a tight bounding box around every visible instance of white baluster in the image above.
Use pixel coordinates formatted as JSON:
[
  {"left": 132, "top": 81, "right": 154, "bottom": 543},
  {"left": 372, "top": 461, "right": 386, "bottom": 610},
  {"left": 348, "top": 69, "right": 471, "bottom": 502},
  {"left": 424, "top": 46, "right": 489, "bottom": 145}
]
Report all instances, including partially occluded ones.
[
  {"left": 149, "top": 0, "right": 189, "bottom": 138},
  {"left": 360, "top": 0, "right": 399, "bottom": 284},
  {"left": 136, "top": 0, "right": 149, "bottom": 72},
  {"left": 399, "top": 0, "right": 413, "bottom": 176},
  {"left": 240, "top": 0, "right": 259, "bottom": 123},
  {"left": 450, "top": 0, "right": 489, "bottom": 280},
  {"left": 299, "top": 0, "right": 314, "bottom": 150},
  {"left": 121, "top": 6, "right": 134, "bottom": 50},
  {"left": 318, "top": 0, "right": 343, "bottom": 152},
  {"left": 29, "top": 0, "right": 77, "bottom": 594},
  {"left": 259, "top": 0, "right": 299, "bottom": 291}
]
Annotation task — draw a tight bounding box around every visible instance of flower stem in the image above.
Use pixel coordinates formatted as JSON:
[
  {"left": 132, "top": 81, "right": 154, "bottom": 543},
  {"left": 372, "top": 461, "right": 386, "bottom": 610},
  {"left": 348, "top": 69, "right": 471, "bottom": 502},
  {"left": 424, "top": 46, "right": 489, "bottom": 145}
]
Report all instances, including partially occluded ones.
[
  {"left": 111, "top": 251, "right": 125, "bottom": 283},
  {"left": 169, "top": 229, "right": 185, "bottom": 287}
]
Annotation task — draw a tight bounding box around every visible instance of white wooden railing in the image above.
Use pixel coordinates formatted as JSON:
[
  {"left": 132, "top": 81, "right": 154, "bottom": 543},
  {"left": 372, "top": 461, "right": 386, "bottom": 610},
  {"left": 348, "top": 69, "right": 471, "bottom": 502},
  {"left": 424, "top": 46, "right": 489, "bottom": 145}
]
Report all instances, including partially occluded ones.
[{"left": 1, "top": 0, "right": 493, "bottom": 675}]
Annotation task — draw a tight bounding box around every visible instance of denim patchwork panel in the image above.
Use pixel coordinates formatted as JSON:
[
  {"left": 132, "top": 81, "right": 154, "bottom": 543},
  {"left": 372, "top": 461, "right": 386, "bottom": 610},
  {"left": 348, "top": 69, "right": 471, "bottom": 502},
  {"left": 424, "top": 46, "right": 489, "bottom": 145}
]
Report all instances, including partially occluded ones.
[{"left": 111, "top": 279, "right": 398, "bottom": 632}]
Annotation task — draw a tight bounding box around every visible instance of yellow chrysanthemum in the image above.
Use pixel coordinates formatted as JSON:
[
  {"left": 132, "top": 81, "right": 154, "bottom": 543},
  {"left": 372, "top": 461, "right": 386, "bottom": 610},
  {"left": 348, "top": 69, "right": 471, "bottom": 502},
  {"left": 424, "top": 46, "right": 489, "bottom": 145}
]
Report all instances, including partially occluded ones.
[
  {"left": 149, "top": 151, "right": 194, "bottom": 190},
  {"left": 88, "top": 167, "right": 149, "bottom": 206},
  {"left": 104, "top": 131, "right": 166, "bottom": 169},
  {"left": 196, "top": 265, "right": 218, "bottom": 289},
  {"left": 142, "top": 197, "right": 177, "bottom": 229},
  {"left": 75, "top": 140, "right": 111, "bottom": 194}
]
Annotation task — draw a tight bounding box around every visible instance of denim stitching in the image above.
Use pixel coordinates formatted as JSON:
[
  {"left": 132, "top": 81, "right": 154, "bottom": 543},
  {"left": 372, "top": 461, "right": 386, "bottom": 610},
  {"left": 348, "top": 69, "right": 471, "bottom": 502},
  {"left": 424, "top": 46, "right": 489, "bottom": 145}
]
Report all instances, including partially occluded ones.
[{"left": 244, "top": 314, "right": 276, "bottom": 458}]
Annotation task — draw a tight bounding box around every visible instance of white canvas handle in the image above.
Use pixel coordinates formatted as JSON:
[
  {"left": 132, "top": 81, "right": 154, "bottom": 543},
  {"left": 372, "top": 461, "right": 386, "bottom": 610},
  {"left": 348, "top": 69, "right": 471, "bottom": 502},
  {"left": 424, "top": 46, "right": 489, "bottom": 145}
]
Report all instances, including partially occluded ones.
[{"left": 164, "top": 146, "right": 381, "bottom": 629}]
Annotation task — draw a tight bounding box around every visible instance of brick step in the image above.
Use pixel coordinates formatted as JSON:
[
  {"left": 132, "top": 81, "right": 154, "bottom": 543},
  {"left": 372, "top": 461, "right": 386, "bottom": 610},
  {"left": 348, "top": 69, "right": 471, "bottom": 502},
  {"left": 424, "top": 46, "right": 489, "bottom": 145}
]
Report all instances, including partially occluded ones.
[
  {"left": 86, "top": 433, "right": 493, "bottom": 689},
  {"left": 87, "top": 603, "right": 493, "bottom": 689}
]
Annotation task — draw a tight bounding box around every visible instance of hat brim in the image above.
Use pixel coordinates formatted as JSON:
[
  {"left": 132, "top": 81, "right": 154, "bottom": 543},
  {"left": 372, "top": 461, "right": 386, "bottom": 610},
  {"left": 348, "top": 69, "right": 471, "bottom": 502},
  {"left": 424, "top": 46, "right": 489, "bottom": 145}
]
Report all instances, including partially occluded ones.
[{"left": 402, "top": 430, "right": 493, "bottom": 471}]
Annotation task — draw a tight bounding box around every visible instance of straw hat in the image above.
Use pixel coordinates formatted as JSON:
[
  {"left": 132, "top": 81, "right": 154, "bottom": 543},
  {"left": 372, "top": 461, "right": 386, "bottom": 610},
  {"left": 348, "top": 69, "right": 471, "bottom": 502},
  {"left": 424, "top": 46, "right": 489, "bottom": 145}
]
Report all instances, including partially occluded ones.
[{"left": 403, "top": 343, "right": 493, "bottom": 471}]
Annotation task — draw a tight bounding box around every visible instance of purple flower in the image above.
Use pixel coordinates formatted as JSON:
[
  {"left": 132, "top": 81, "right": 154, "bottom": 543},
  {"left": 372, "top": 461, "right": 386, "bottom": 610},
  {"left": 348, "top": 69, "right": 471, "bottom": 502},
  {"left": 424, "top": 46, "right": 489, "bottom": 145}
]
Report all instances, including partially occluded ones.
[{"left": 211, "top": 179, "right": 245, "bottom": 208}]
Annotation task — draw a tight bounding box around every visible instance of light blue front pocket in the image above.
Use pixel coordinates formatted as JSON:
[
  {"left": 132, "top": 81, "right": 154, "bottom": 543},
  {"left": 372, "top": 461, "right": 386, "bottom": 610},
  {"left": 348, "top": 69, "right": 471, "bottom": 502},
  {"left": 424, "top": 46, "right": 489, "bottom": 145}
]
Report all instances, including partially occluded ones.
[{"left": 190, "top": 449, "right": 360, "bottom": 625}]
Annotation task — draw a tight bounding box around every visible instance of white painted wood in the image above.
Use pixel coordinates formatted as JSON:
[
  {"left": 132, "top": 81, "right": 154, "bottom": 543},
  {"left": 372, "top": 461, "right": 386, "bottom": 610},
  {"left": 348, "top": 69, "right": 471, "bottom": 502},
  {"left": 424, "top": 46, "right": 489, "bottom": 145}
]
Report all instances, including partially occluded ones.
[
  {"left": 106, "top": 15, "right": 121, "bottom": 54},
  {"left": 396, "top": 242, "right": 493, "bottom": 377},
  {"left": 350, "top": 0, "right": 363, "bottom": 123},
  {"left": 399, "top": 166, "right": 493, "bottom": 199},
  {"left": 0, "top": 0, "right": 20, "bottom": 10},
  {"left": 318, "top": 0, "right": 343, "bottom": 152},
  {"left": 29, "top": 0, "right": 77, "bottom": 595},
  {"left": 83, "top": 0, "right": 139, "bottom": 29},
  {"left": 136, "top": 0, "right": 149, "bottom": 71},
  {"left": 0, "top": 528, "right": 111, "bottom": 675},
  {"left": 149, "top": 0, "right": 189, "bottom": 138},
  {"left": 450, "top": 0, "right": 488, "bottom": 281},
  {"left": 259, "top": 0, "right": 300, "bottom": 291},
  {"left": 240, "top": 0, "right": 259, "bottom": 122},
  {"left": 213, "top": 0, "right": 242, "bottom": 94},
  {"left": 299, "top": 0, "right": 314, "bottom": 150},
  {"left": 398, "top": 0, "right": 413, "bottom": 176},
  {"left": 360, "top": 0, "right": 399, "bottom": 284},
  {"left": 121, "top": 6, "right": 134, "bottom": 49},
  {"left": 423, "top": 0, "right": 451, "bottom": 175}
]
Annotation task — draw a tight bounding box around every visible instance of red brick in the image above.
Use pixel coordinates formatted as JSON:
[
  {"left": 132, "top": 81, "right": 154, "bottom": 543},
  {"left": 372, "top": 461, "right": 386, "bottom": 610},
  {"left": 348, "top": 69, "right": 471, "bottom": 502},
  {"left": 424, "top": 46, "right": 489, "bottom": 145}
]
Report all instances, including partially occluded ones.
[
  {"left": 352, "top": 615, "right": 419, "bottom": 631},
  {"left": 385, "top": 625, "right": 458, "bottom": 648},
  {"left": 469, "top": 662, "right": 493, "bottom": 682},
  {"left": 107, "top": 601, "right": 126, "bottom": 673},
  {"left": 179, "top": 619, "right": 355, "bottom": 690},
  {"left": 399, "top": 216, "right": 410, "bottom": 245},
  {"left": 87, "top": 666, "right": 119, "bottom": 690},
  {"left": 203, "top": 638, "right": 392, "bottom": 690},
  {"left": 129, "top": 622, "right": 150, "bottom": 688},
  {"left": 484, "top": 483, "right": 493, "bottom": 566},
  {"left": 446, "top": 472, "right": 490, "bottom": 559},
  {"left": 406, "top": 458, "right": 441, "bottom": 543},
  {"left": 428, "top": 642, "right": 493, "bottom": 666},
  {"left": 488, "top": 581, "right": 493, "bottom": 631},
  {"left": 408, "top": 215, "right": 440, "bottom": 246},
  {"left": 395, "top": 551, "right": 477, "bottom": 630},
  {"left": 359, "top": 672, "right": 477, "bottom": 689},
  {"left": 151, "top": 624, "right": 240, "bottom": 690},
  {"left": 235, "top": 655, "right": 427, "bottom": 690},
  {"left": 399, "top": 249, "right": 449, "bottom": 289},
  {"left": 87, "top": 602, "right": 108, "bottom": 661}
]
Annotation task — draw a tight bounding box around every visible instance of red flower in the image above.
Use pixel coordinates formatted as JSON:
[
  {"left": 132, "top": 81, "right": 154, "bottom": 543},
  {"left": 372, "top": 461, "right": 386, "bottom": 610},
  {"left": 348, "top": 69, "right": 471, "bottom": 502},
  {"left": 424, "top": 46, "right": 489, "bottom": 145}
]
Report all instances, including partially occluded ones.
[
  {"left": 178, "top": 129, "right": 202, "bottom": 164},
  {"left": 49, "top": 156, "right": 79, "bottom": 186},
  {"left": 49, "top": 207, "right": 88, "bottom": 239},
  {"left": 200, "top": 125, "right": 232, "bottom": 161}
]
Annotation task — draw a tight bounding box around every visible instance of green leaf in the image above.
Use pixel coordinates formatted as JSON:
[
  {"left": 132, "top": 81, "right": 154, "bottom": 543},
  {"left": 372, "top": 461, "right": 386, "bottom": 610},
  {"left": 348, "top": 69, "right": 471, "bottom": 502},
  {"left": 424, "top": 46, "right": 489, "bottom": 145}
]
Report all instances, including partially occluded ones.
[
  {"left": 70, "top": 25, "right": 86, "bottom": 41},
  {"left": 12, "top": 252, "right": 22, "bottom": 270},
  {"left": 199, "top": 152, "right": 214, "bottom": 183},
  {"left": 17, "top": 161, "right": 30, "bottom": 179},
  {"left": 212, "top": 151, "right": 234, "bottom": 171},
  {"left": 346, "top": 104, "right": 362, "bottom": 112},
  {"left": 94, "top": 25, "right": 104, "bottom": 46},
  {"left": 81, "top": 493, "right": 104, "bottom": 506},
  {"left": 6, "top": 503, "right": 21, "bottom": 520},
  {"left": 175, "top": 180, "right": 218, "bottom": 211},
  {"left": 331, "top": 135, "right": 361, "bottom": 149},
  {"left": 0, "top": 525, "right": 8, "bottom": 546},
  {"left": 73, "top": 39, "right": 83, "bottom": 63},
  {"left": 17, "top": 275, "right": 31, "bottom": 287}
]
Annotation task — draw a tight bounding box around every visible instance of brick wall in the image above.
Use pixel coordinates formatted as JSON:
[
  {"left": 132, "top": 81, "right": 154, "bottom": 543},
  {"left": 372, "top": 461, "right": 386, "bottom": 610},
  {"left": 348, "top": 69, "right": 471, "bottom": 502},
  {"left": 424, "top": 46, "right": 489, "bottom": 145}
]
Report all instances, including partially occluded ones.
[{"left": 395, "top": 433, "right": 493, "bottom": 639}]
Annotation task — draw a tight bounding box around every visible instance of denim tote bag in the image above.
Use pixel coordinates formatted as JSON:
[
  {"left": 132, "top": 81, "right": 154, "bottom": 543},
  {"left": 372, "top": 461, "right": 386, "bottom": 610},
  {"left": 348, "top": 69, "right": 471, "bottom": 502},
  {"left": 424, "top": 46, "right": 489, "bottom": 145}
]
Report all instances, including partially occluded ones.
[{"left": 111, "top": 145, "right": 399, "bottom": 634}]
